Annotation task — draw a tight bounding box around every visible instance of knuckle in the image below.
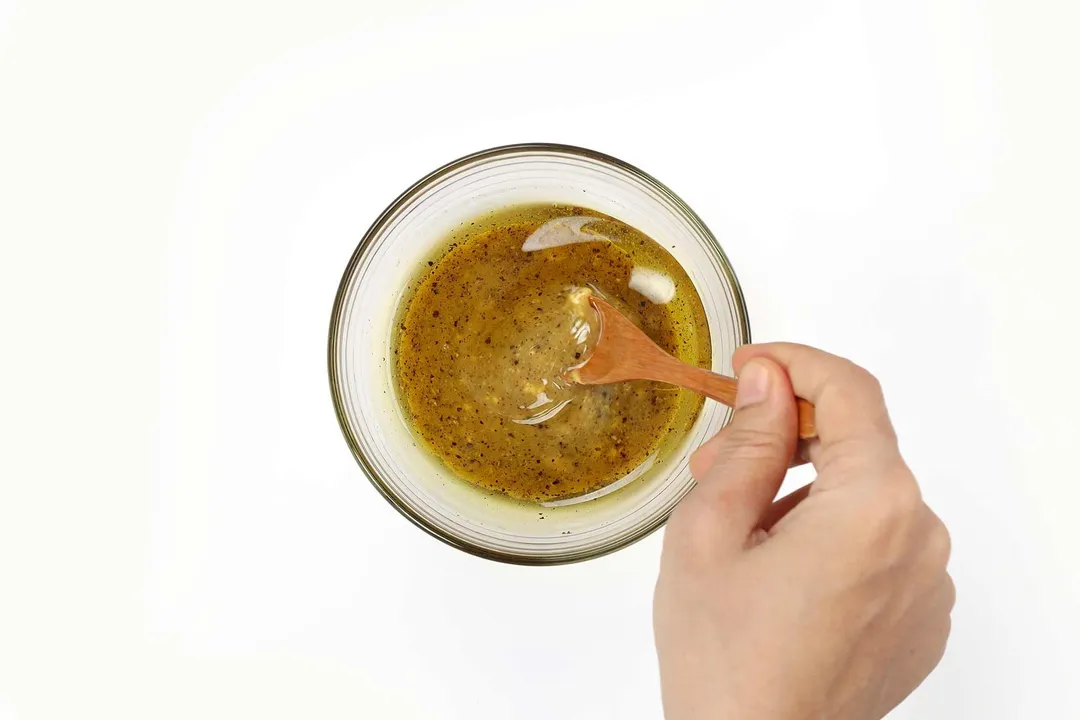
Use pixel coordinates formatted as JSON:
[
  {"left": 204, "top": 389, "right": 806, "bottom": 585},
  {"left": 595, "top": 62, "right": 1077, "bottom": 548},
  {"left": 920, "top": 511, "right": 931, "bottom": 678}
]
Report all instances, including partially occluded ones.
[
  {"left": 816, "top": 366, "right": 898, "bottom": 444},
  {"left": 861, "top": 368, "right": 885, "bottom": 399},
  {"left": 885, "top": 475, "right": 924, "bottom": 517},
  {"left": 926, "top": 517, "right": 953, "bottom": 569},
  {"left": 866, "top": 469, "right": 922, "bottom": 520},
  {"left": 943, "top": 573, "right": 957, "bottom": 613},
  {"left": 851, "top": 474, "right": 923, "bottom": 551},
  {"left": 841, "top": 358, "right": 884, "bottom": 398}
]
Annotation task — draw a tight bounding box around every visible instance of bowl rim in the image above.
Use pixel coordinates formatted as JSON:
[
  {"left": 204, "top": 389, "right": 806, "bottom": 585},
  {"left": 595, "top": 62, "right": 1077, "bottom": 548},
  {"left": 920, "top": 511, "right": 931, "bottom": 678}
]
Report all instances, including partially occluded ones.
[{"left": 327, "top": 142, "right": 751, "bottom": 564}]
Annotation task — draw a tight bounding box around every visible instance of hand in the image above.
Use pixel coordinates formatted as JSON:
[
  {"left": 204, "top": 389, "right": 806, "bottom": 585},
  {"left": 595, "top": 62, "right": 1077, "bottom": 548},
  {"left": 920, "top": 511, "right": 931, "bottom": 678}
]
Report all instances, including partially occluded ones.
[{"left": 654, "top": 343, "right": 953, "bottom": 720}]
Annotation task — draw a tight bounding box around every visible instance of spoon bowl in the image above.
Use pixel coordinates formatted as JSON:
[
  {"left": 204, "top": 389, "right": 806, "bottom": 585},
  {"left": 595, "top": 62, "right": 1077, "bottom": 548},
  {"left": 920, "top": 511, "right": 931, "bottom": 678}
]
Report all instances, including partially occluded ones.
[{"left": 571, "top": 295, "right": 817, "bottom": 439}]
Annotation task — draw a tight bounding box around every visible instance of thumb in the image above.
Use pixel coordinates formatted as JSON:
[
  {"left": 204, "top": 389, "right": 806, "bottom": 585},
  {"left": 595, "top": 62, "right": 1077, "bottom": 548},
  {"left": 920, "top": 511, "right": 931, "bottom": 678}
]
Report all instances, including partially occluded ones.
[{"left": 688, "top": 357, "right": 798, "bottom": 548}]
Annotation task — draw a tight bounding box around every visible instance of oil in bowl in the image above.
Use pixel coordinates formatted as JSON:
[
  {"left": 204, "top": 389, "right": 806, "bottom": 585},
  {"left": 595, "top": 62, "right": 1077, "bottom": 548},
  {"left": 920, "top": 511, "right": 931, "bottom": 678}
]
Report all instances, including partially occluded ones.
[{"left": 393, "top": 203, "right": 712, "bottom": 504}]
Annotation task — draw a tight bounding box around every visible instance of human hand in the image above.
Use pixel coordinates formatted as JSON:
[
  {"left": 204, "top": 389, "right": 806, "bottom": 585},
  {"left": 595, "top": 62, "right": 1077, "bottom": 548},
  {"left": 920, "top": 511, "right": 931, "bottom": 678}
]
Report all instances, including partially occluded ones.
[{"left": 654, "top": 344, "right": 953, "bottom": 720}]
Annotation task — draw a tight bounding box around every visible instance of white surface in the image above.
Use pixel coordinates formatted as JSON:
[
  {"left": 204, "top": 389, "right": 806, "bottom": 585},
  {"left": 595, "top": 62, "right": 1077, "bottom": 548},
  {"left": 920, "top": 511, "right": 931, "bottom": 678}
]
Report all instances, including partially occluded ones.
[{"left": 1, "top": 0, "right": 1078, "bottom": 717}]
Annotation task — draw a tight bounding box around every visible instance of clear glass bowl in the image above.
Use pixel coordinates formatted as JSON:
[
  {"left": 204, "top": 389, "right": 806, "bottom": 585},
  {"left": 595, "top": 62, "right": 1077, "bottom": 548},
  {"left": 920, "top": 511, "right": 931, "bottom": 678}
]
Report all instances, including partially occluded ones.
[{"left": 328, "top": 144, "right": 750, "bottom": 564}]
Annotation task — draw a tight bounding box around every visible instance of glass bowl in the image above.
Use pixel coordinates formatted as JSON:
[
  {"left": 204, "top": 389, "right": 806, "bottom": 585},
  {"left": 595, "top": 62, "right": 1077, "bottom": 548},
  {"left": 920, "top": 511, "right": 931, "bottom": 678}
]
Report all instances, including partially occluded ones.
[{"left": 328, "top": 143, "right": 750, "bottom": 564}]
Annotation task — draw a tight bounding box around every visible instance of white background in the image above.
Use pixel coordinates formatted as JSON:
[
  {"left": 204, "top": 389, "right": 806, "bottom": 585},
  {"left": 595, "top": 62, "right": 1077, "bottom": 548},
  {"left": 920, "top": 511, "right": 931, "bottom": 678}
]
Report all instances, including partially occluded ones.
[{"left": 2, "top": 0, "right": 1078, "bottom": 717}]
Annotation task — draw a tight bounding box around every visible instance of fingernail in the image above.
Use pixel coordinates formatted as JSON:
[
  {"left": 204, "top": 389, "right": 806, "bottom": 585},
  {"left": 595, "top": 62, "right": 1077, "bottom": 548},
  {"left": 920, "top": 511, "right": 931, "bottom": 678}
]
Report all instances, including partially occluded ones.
[{"left": 736, "top": 360, "right": 771, "bottom": 409}]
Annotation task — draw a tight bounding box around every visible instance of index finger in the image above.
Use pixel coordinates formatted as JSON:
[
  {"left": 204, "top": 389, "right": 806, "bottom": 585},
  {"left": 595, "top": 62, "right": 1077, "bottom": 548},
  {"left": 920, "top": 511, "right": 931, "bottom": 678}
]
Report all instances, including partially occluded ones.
[{"left": 733, "top": 343, "right": 900, "bottom": 469}]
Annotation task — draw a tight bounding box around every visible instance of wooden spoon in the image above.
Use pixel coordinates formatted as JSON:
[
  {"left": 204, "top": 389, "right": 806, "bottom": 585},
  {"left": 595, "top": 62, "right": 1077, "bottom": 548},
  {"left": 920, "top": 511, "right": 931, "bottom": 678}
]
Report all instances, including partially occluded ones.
[{"left": 570, "top": 296, "right": 817, "bottom": 439}]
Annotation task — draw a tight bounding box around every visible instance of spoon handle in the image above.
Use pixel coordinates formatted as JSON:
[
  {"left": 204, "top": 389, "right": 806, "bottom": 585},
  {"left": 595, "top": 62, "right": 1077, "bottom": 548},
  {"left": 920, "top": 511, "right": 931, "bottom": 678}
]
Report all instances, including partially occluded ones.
[
  {"left": 651, "top": 359, "right": 817, "bottom": 439},
  {"left": 580, "top": 296, "right": 818, "bottom": 439}
]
